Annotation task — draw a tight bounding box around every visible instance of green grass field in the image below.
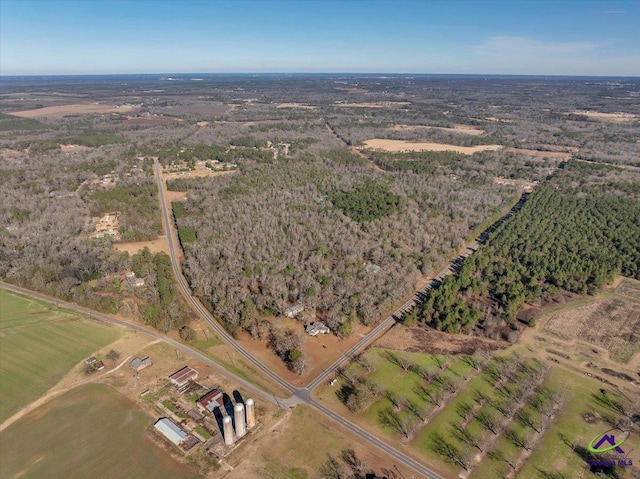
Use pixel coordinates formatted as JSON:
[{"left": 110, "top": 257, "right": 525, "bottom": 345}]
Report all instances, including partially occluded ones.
[
  {"left": 0, "top": 289, "right": 121, "bottom": 422},
  {"left": 327, "top": 346, "right": 640, "bottom": 478},
  {"left": 0, "top": 383, "right": 202, "bottom": 479}
]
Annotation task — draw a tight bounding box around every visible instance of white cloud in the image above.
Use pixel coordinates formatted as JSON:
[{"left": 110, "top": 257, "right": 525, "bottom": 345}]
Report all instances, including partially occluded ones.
[{"left": 471, "top": 36, "right": 639, "bottom": 75}]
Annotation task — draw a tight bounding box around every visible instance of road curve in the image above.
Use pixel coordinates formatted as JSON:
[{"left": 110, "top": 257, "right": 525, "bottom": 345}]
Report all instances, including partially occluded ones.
[{"left": 154, "top": 159, "right": 296, "bottom": 394}]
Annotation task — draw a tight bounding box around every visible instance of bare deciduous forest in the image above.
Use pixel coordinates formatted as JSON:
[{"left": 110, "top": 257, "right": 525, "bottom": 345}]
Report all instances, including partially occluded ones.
[{"left": 1, "top": 74, "right": 638, "bottom": 353}]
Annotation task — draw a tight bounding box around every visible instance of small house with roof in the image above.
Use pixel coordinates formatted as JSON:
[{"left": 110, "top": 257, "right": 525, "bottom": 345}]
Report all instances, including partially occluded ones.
[
  {"left": 305, "top": 321, "right": 330, "bottom": 336},
  {"left": 284, "top": 304, "right": 304, "bottom": 318}
]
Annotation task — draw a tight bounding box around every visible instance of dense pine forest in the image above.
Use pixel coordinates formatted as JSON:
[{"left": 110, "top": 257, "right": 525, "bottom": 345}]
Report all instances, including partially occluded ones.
[{"left": 416, "top": 161, "right": 640, "bottom": 339}]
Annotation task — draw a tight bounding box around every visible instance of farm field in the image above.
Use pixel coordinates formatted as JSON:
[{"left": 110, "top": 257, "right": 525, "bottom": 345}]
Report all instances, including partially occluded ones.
[
  {"left": 8, "top": 103, "right": 137, "bottom": 118},
  {"left": 0, "top": 383, "right": 202, "bottom": 479},
  {"left": 315, "top": 343, "right": 640, "bottom": 478},
  {"left": 362, "top": 138, "right": 502, "bottom": 154},
  {"left": 0, "top": 288, "right": 121, "bottom": 422}
]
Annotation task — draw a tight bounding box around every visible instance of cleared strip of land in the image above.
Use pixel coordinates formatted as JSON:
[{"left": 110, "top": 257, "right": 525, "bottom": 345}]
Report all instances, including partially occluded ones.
[
  {"left": 276, "top": 103, "right": 317, "bottom": 109},
  {"left": 570, "top": 110, "right": 637, "bottom": 123},
  {"left": 8, "top": 103, "right": 136, "bottom": 118},
  {"left": 363, "top": 138, "right": 502, "bottom": 154},
  {"left": 389, "top": 124, "right": 485, "bottom": 136},
  {"left": 504, "top": 147, "right": 573, "bottom": 160},
  {"left": 337, "top": 101, "right": 411, "bottom": 108}
]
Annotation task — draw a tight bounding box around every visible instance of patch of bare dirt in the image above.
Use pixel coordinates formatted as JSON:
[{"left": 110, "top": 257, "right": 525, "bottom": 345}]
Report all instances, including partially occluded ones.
[
  {"left": 376, "top": 324, "right": 505, "bottom": 355},
  {"left": 114, "top": 237, "right": 170, "bottom": 255},
  {"left": 60, "top": 144, "right": 91, "bottom": 153},
  {"left": 540, "top": 297, "right": 640, "bottom": 363},
  {"left": 363, "top": 138, "right": 502, "bottom": 154}
]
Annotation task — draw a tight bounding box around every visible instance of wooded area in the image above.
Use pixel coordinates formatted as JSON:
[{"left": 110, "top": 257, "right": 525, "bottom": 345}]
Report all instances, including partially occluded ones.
[{"left": 416, "top": 161, "right": 640, "bottom": 340}]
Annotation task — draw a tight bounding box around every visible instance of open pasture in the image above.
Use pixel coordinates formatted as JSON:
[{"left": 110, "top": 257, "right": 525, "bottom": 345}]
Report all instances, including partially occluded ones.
[
  {"left": 0, "top": 383, "right": 201, "bottom": 479},
  {"left": 540, "top": 292, "right": 640, "bottom": 363},
  {"left": 363, "top": 138, "right": 502, "bottom": 154},
  {"left": 0, "top": 289, "right": 121, "bottom": 422}
]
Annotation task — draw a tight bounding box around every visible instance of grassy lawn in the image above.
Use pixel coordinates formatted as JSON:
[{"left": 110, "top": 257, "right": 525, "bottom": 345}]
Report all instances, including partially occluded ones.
[
  {"left": 0, "top": 383, "right": 202, "bottom": 479},
  {"left": 0, "top": 289, "right": 121, "bottom": 422},
  {"left": 255, "top": 405, "right": 347, "bottom": 479}
]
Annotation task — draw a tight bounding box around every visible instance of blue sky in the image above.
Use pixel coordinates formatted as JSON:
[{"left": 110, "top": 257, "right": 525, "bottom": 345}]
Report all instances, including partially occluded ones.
[{"left": 1, "top": 0, "right": 638, "bottom": 75}]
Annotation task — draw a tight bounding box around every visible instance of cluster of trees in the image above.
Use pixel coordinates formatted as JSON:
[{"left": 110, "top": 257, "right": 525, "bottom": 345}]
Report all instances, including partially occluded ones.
[
  {"left": 85, "top": 182, "right": 162, "bottom": 242},
  {"left": 328, "top": 179, "right": 402, "bottom": 223},
  {"left": 0, "top": 113, "right": 48, "bottom": 132},
  {"left": 158, "top": 141, "right": 273, "bottom": 167},
  {"left": 417, "top": 161, "right": 640, "bottom": 338},
  {"left": 130, "top": 248, "right": 191, "bottom": 331},
  {"left": 0, "top": 134, "right": 192, "bottom": 334},
  {"left": 320, "top": 448, "right": 397, "bottom": 479},
  {"left": 268, "top": 325, "right": 307, "bottom": 374}
]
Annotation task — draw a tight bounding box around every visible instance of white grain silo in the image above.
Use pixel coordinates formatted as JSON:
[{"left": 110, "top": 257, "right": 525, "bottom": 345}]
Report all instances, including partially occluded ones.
[
  {"left": 223, "top": 415, "right": 234, "bottom": 446},
  {"left": 234, "top": 403, "right": 246, "bottom": 438},
  {"left": 245, "top": 398, "right": 256, "bottom": 428}
]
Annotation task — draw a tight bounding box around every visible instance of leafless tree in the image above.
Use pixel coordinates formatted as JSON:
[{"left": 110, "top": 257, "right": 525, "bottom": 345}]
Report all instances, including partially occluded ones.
[
  {"left": 450, "top": 422, "right": 484, "bottom": 452},
  {"left": 429, "top": 432, "right": 473, "bottom": 471},
  {"left": 476, "top": 410, "right": 501, "bottom": 435}
]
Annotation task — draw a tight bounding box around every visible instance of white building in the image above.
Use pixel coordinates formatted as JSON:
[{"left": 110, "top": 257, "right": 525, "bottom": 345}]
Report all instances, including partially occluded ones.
[{"left": 154, "top": 418, "right": 187, "bottom": 446}]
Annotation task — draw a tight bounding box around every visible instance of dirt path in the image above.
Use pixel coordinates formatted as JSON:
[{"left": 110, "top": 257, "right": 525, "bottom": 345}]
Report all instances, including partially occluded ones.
[
  {"left": 323, "top": 121, "right": 387, "bottom": 174},
  {"left": 0, "top": 339, "right": 161, "bottom": 433}
]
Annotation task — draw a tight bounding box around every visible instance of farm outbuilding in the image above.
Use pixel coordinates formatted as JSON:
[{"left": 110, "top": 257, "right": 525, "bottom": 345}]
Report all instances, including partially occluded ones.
[
  {"left": 154, "top": 418, "right": 187, "bottom": 446},
  {"left": 168, "top": 366, "right": 198, "bottom": 387},
  {"left": 130, "top": 356, "right": 152, "bottom": 372},
  {"left": 197, "top": 388, "right": 224, "bottom": 413}
]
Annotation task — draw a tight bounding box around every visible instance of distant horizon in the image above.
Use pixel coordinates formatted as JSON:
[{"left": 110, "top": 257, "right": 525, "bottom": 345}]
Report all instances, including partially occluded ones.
[
  {"left": 1, "top": 0, "right": 639, "bottom": 77},
  {"left": 2, "top": 72, "right": 639, "bottom": 79}
]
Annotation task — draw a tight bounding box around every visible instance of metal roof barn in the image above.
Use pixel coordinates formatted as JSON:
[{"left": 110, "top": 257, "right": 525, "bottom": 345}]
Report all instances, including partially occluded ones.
[
  {"left": 154, "top": 418, "right": 187, "bottom": 446},
  {"left": 197, "top": 389, "right": 224, "bottom": 413},
  {"left": 168, "top": 366, "right": 198, "bottom": 386}
]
